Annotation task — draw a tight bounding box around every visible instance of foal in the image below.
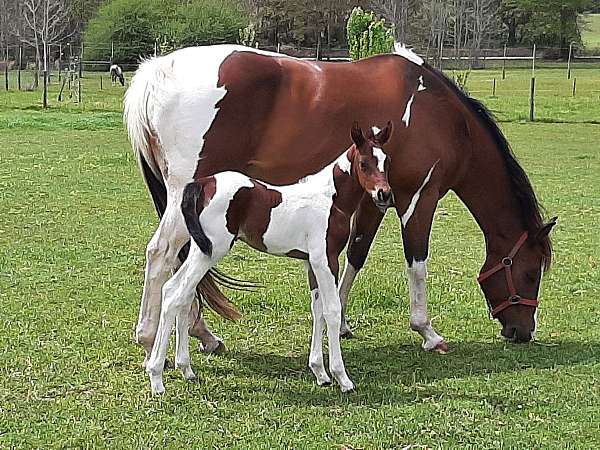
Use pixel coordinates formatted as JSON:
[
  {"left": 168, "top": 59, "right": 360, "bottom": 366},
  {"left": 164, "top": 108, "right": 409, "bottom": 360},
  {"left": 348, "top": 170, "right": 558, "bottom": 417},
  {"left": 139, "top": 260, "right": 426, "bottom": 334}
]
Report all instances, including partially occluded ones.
[{"left": 146, "top": 122, "right": 394, "bottom": 395}]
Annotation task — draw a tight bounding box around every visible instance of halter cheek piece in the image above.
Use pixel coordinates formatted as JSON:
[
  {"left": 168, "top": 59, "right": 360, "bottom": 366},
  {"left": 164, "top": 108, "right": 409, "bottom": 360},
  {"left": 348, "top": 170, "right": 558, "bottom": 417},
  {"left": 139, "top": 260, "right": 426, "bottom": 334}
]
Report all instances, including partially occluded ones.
[{"left": 477, "top": 232, "right": 539, "bottom": 319}]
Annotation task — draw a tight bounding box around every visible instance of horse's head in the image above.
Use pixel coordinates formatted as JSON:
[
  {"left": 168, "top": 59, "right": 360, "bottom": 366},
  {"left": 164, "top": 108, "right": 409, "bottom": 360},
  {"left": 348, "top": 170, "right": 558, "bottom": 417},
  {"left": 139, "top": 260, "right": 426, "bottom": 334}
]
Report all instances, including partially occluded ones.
[
  {"left": 350, "top": 121, "right": 394, "bottom": 212},
  {"left": 478, "top": 218, "right": 557, "bottom": 342}
]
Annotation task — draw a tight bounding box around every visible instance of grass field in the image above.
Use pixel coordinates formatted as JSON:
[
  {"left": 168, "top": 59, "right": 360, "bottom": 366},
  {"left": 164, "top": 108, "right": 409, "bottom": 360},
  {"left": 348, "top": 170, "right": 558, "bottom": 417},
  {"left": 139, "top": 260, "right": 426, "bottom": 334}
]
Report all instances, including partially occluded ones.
[
  {"left": 0, "top": 68, "right": 599, "bottom": 448},
  {"left": 582, "top": 13, "right": 600, "bottom": 49}
]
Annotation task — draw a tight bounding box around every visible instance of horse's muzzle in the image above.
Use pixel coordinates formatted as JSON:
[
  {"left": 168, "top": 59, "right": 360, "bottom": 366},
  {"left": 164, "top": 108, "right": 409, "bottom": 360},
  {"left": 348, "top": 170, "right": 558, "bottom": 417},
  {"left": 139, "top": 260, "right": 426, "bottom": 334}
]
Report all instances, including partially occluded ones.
[{"left": 501, "top": 325, "right": 534, "bottom": 343}]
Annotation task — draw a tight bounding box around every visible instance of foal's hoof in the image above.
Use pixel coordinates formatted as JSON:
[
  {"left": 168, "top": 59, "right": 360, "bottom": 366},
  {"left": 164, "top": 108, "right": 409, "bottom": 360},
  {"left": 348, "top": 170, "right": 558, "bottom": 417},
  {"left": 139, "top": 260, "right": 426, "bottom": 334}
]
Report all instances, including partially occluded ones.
[
  {"left": 433, "top": 341, "right": 450, "bottom": 354},
  {"left": 200, "top": 339, "right": 227, "bottom": 355}
]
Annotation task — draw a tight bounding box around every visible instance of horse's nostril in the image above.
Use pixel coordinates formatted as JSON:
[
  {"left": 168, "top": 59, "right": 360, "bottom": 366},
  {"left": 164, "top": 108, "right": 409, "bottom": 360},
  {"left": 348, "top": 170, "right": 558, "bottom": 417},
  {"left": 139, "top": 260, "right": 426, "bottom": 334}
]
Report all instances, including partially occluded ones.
[{"left": 378, "top": 189, "right": 391, "bottom": 202}]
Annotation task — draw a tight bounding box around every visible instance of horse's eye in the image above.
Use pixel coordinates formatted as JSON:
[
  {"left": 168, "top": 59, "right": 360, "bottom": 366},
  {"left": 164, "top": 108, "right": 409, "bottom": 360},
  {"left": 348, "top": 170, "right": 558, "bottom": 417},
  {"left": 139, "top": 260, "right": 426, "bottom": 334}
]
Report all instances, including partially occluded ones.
[{"left": 360, "top": 161, "right": 369, "bottom": 171}]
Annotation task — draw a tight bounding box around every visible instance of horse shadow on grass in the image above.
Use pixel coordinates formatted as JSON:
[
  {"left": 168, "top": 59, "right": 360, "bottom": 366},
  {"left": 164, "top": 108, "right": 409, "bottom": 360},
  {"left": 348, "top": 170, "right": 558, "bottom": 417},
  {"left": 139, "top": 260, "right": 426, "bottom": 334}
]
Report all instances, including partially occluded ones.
[{"left": 196, "top": 338, "right": 599, "bottom": 406}]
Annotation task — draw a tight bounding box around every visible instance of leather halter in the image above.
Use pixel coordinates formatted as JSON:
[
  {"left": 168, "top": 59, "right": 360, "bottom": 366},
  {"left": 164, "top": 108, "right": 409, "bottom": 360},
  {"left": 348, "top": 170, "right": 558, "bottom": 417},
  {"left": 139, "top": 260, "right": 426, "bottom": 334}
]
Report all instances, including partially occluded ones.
[{"left": 477, "top": 232, "right": 539, "bottom": 318}]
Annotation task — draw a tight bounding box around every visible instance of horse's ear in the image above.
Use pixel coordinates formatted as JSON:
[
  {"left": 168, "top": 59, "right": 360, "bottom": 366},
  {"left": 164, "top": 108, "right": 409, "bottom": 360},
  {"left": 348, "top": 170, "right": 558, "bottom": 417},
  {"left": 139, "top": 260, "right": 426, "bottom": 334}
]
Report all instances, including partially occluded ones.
[
  {"left": 351, "top": 122, "right": 365, "bottom": 148},
  {"left": 375, "top": 121, "right": 393, "bottom": 145},
  {"left": 537, "top": 216, "right": 558, "bottom": 241}
]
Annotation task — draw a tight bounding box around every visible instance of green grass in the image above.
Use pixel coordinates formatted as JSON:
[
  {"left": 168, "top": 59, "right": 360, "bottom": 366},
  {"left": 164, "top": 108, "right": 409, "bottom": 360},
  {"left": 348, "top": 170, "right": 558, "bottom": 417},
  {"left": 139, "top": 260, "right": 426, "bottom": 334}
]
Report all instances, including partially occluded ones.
[
  {"left": 0, "top": 69, "right": 599, "bottom": 448},
  {"left": 582, "top": 13, "right": 600, "bottom": 49}
]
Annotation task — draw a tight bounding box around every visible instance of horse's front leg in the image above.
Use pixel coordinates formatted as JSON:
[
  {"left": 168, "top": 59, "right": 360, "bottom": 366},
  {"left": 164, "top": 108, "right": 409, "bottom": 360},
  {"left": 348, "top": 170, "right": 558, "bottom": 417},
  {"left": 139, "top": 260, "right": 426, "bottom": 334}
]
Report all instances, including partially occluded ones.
[
  {"left": 310, "top": 255, "right": 354, "bottom": 392},
  {"left": 339, "top": 197, "right": 385, "bottom": 338},
  {"left": 395, "top": 186, "right": 448, "bottom": 353}
]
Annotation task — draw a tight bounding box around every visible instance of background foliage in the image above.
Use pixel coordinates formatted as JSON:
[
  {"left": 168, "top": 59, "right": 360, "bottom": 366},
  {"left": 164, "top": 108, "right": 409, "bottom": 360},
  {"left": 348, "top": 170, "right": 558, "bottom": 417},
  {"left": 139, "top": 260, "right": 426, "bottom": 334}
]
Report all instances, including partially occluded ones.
[{"left": 347, "top": 6, "right": 395, "bottom": 60}]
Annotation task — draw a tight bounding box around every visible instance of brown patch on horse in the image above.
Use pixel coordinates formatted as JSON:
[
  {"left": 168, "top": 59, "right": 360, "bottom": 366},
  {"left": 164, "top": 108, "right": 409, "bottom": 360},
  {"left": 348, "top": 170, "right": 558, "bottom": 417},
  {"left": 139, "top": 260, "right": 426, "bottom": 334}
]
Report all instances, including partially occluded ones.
[{"left": 225, "top": 180, "right": 282, "bottom": 252}]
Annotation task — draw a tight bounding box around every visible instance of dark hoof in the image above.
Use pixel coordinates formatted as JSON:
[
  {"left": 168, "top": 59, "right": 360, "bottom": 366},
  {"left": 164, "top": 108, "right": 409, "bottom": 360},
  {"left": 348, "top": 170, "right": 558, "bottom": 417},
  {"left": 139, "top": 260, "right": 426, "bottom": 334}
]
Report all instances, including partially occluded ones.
[
  {"left": 164, "top": 358, "right": 172, "bottom": 369},
  {"left": 340, "top": 329, "right": 354, "bottom": 339},
  {"left": 433, "top": 341, "right": 450, "bottom": 354},
  {"left": 200, "top": 340, "right": 227, "bottom": 355}
]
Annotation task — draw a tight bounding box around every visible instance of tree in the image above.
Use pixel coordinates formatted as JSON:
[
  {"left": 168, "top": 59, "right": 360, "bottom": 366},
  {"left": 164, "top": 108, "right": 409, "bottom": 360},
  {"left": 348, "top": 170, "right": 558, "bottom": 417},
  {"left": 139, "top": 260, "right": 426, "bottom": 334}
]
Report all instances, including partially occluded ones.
[
  {"left": 84, "top": 0, "right": 247, "bottom": 64},
  {"left": 20, "top": 0, "right": 72, "bottom": 105},
  {"left": 347, "top": 6, "right": 395, "bottom": 60}
]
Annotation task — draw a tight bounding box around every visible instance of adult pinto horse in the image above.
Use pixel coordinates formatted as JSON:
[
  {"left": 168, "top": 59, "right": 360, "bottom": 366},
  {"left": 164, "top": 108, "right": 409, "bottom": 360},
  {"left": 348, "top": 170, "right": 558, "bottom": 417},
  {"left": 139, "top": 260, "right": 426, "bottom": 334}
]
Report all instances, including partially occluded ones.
[{"left": 125, "top": 44, "right": 555, "bottom": 364}]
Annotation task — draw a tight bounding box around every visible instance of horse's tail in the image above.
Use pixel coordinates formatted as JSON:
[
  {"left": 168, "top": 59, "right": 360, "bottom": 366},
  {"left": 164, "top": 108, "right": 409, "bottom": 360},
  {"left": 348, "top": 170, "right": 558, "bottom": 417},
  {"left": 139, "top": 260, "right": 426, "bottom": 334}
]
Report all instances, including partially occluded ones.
[{"left": 181, "top": 182, "right": 242, "bottom": 321}]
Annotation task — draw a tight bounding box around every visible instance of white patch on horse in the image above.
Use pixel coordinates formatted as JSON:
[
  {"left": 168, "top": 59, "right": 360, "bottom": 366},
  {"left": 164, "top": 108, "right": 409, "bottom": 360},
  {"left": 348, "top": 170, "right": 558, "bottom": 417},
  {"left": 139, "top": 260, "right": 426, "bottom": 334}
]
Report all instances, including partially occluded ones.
[
  {"left": 261, "top": 150, "right": 352, "bottom": 255},
  {"left": 402, "top": 94, "right": 415, "bottom": 127},
  {"left": 371, "top": 126, "right": 381, "bottom": 134},
  {"left": 418, "top": 75, "right": 427, "bottom": 91},
  {"left": 532, "top": 259, "right": 545, "bottom": 338},
  {"left": 393, "top": 42, "right": 424, "bottom": 66},
  {"left": 407, "top": 259, "right": 445, "bottom": 350},
  {"left": 401, "top": 160, "right": 439, "bottom": 227},
  {"left": 373, "top": 147, "right": 387, "bottom": 172}
]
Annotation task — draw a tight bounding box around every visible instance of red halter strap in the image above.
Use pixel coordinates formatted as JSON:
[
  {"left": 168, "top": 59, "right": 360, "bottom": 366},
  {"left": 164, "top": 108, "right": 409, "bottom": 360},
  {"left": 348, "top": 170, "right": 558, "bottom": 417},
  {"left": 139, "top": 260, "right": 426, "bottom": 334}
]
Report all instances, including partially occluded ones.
[{"left": 477, "top": 231, "right": 539, "bottom": 318}]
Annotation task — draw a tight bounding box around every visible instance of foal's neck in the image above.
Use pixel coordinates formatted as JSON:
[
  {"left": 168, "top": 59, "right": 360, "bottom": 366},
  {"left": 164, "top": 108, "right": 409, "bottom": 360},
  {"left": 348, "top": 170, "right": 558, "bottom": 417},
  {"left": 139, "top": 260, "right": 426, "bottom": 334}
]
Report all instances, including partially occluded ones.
[{"left": 330, "top": 148, "right": 366, "bottom": 217}]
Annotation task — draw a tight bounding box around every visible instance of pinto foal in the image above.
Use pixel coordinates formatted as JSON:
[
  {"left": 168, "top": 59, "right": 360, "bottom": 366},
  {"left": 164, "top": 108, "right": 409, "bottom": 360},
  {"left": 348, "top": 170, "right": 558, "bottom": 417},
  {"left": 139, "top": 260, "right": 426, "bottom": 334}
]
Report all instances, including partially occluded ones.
[
  {"left": 146, "top": 122, "right": 394, "bottom": 395},
  {"left": 109, "top": 64, "right": 124, "bottom": 86}
]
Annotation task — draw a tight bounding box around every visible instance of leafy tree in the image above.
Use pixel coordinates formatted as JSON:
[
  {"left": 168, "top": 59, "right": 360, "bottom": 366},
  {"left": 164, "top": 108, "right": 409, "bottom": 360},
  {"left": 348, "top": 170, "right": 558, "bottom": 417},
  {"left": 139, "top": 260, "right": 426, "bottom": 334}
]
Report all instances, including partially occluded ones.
[
  {"left": 347, "top": 6, "right": 395, "bottom": 60},
  {"left": 84, "top": 0, "right": 246, "bottom": 64}
]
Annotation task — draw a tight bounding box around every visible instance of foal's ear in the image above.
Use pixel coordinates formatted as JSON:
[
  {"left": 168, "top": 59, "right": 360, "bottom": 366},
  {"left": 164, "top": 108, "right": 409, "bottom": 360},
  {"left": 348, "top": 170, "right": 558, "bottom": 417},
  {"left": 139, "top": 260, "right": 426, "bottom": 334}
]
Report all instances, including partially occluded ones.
[
  {"left": 536, "top": 216, "right": 558, "bottom": 240},
  {"left": 351, "top": 122, "right": 366, "bottom": 148},
  {"left": 374, "top": 121, "right": 393, "bottom": 145}
]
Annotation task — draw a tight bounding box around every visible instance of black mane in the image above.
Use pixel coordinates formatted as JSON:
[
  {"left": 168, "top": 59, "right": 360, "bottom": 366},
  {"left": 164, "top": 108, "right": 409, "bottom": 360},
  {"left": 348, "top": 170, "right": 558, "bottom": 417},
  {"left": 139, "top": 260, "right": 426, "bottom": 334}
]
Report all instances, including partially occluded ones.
[{"left": 423, "top": 63, "right": 552, "bottom": 265}]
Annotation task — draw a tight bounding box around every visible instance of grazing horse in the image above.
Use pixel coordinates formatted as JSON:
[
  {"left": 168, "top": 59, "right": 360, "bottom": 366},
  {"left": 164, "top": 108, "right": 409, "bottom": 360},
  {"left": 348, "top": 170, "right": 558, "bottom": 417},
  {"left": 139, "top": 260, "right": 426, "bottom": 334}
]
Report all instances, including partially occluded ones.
[
  {"left": 124, "top": 44, "right": 555, "bottom": 364},
  {"left": 109, "top": 64, "right": 124, "bottom": 86},
  {"left": 145, "top": 122, "right": 394, "bottom": 395}
]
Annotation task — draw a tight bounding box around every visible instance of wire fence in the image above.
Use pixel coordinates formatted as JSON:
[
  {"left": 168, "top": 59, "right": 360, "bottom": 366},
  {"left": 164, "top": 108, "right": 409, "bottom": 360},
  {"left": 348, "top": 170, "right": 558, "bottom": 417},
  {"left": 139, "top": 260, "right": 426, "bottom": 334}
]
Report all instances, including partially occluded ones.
[{"left": 2, "top": 42, "right": 600, "bottom": 122}]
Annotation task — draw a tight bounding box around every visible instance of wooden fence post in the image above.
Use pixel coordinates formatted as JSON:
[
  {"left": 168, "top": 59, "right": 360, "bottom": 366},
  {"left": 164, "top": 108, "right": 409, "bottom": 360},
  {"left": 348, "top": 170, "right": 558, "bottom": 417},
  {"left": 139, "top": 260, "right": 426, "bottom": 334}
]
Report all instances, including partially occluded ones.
[
  {"left": 502, "top": 44, "right": 507, "bottom": 80},
  {"left": 529, "top": 77, "right": 535, "bottom": 122},
  {"left": 567, "top": 42, "right": 573, "bottom": 80},
  {"left": 18, "top": 45, "right": 22, "bottom": 90},
  {"left": 492, "top": 78, "right": 496, "bottom": 97},
  {"left": 4, "top": 46, "right": 8, "bottom": 91},
  {"left": 572, "top": 77, "right": 577, "bottom": 97}
]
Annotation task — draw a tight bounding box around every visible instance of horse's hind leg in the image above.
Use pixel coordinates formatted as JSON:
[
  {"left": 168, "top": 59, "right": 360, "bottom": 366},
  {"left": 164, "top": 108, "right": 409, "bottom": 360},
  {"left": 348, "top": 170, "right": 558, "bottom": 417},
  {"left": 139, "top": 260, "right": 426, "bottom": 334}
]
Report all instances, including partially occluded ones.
[
  {"left": 339, "top": 197, "right": 385, "bottom": 338},
  {"left": 188, "top": 298, "right": 226, "bottom": 354},
  {"left": 136, "top": 196, "right": 189, "bottom": 366},
  {"left": 395, "top": 187, "right": 448, "bottom": 353}
]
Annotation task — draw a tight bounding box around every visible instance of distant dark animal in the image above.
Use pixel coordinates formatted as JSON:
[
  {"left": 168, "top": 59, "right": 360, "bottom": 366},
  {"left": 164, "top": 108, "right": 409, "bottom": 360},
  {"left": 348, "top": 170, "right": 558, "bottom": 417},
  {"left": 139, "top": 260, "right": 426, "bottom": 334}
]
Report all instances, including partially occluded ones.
[{"left": 109, "top": 64, "right": 124, "bottom": 86}]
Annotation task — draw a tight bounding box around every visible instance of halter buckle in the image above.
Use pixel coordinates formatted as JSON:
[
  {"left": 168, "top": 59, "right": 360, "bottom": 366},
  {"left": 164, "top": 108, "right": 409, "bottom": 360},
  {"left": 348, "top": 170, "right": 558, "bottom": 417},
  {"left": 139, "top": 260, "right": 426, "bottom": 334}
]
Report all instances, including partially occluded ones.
[
  {"left": 509, "top": 294, "right": 521, "bottom": 304},
  {"left": 502, "top": 257, "right": 513, "bottom": 267}
]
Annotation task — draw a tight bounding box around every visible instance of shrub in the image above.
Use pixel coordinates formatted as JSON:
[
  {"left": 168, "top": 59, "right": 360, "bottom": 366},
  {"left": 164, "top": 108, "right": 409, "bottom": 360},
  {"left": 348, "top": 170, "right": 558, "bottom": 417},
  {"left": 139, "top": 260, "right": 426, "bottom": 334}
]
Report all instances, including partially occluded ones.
[
  {"left": 346, "top": 7, "right": 395, "bottom": 61},
  {"left": 84, "top": 0, "right": 247, "bottom": 64}
]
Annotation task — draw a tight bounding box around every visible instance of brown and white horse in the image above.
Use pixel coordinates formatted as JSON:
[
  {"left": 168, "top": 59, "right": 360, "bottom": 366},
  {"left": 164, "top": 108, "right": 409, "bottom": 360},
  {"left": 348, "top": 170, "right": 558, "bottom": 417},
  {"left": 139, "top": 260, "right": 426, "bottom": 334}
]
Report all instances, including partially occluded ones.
[
  {"left": 125, "top": 44, "right": 555, "bottom": 364},
  {"left": 109, "top": 64, "right": 125, "bottom": 86},
  {"left": 146, "top": 123, "right": 394, "bottom": 395}
]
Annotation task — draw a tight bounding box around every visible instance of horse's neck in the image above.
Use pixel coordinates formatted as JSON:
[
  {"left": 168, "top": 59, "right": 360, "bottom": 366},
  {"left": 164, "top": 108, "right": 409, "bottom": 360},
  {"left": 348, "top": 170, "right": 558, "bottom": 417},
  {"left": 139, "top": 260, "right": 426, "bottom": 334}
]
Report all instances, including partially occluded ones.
[{"left": 453, "top": 137, "right": 524, "bottom": 257}]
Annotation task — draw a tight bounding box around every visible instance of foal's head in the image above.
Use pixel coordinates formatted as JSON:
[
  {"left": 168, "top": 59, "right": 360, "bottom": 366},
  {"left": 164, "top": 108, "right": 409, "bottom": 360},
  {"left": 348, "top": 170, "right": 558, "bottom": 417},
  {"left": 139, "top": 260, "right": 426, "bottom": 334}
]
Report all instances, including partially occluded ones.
[{"left": 350, "top": 122, "right": 394, "bottom": 211}]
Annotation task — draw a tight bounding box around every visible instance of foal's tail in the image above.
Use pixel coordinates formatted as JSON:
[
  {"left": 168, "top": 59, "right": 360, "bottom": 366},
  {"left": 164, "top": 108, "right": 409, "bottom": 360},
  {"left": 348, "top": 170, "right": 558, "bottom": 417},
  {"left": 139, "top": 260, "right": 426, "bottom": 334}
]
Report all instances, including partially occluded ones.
[
  {"left": 182, "top": 182, "right": 242, "bottom": 321},
  {"left": 181, "top": 182, "right": 213, "bottom": 256}
]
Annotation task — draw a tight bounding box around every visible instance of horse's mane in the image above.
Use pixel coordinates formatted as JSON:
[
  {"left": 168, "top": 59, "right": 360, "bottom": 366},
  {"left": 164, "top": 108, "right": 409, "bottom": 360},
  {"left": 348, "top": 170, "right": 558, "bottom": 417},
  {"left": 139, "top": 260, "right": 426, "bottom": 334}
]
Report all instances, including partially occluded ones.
[{"left": 421, "top": 62, "right": 552, "bottom": 267}]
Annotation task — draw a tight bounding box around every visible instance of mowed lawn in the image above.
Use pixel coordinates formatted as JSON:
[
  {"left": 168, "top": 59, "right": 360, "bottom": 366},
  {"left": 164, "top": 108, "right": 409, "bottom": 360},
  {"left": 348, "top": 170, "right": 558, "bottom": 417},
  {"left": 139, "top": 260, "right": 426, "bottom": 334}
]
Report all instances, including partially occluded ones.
[
  {"left": 582, "top": 13, "right": 600, "bottom": 49},
  {"left": 0, "top": 69, "right": 599, "bottom": 448}
]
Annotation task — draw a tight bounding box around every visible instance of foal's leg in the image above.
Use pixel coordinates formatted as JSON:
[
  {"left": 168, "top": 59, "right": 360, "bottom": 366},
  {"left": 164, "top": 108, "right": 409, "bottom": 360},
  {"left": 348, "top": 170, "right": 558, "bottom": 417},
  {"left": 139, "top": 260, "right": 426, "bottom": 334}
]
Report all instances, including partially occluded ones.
[
  {"left": 147, "top": 248, "right": 216, "bottom": 395},
  {"left": 396, "top": 188, "right": 448, "bottom": 353},
  {"left": 175, "top": 311, "right": 196, "bottom": 381},
  {"left": 310, "top": 256, "right": 354, "bottom": 392},
  {"left": 339, "top": 197, "right": 385, "bottom": 338},
  {"left": 136, "top": 196, "right": 189, "bottom": 366},
  {"left": 304, "top": 262, "right": 331, "bottom": 386}
]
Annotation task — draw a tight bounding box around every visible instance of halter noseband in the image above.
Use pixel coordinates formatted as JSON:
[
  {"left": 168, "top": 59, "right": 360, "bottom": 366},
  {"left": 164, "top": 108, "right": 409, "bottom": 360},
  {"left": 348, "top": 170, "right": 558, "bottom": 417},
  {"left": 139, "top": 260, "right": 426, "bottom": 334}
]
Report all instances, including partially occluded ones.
[{"left": 477, "top": 231, "right": 539, "bottom": 318}]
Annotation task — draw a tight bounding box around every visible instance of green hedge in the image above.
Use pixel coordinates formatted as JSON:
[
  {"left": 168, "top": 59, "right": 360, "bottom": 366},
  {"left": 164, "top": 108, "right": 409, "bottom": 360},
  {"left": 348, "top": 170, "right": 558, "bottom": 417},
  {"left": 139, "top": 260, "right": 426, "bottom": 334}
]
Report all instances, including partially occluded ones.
[{"left": 84, "top": 0, "right": 247, "bottom": 64}]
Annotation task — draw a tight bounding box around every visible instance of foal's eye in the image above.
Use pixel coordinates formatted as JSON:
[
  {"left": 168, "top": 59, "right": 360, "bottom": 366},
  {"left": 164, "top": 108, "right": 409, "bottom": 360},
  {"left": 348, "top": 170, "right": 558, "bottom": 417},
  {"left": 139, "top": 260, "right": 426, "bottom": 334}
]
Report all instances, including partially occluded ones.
[{"left": 360, "top": 161, "right": 369, "bottom": 171}]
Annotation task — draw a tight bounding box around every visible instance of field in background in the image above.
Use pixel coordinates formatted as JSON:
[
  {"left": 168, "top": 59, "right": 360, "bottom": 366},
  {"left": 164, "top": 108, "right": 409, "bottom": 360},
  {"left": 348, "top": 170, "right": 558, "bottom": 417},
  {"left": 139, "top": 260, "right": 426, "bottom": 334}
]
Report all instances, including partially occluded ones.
[
  {"left": 582, "top": 13, "right": 600, "bottom": 49},
  {"left": 0, "top": 68, "right": 599, "bottom": 448}
]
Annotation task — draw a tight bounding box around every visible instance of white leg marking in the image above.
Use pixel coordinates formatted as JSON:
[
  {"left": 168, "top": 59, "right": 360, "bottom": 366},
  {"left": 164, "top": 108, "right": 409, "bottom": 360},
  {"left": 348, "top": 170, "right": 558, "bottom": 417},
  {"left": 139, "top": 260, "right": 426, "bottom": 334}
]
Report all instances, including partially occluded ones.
[
  {"left": 146, "top": 246, "right": 215, "bottom": 395},
  {"left": 401, "top": 160, "right": 439, "bottom": 227},
  {"left": 338, "top": 260, "right": 358, "bottom": 337},
  {"left": 308, "top": 288, "right": 331, "bottom": 386},
  {"left": 402, "top": 94, "right": 415, "bottom": 127},
  {"left": 175, "top": 312, "right": 196, "bottom": 381},
  {"left": 311, "top": 257, "right": 354, "bottom": 392},
  {"left": 407, "top": 259, "right": 445, "bottom": 351}
]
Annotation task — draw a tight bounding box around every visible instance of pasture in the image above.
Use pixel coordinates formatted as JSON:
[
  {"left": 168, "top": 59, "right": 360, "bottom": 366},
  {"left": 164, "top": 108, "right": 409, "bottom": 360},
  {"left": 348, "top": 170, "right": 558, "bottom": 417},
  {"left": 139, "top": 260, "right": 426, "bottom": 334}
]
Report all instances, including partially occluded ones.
[{"left": 1, "top": 68, "right": 599, "bottom": 448}]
